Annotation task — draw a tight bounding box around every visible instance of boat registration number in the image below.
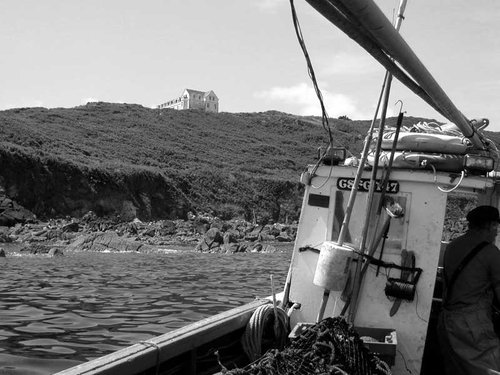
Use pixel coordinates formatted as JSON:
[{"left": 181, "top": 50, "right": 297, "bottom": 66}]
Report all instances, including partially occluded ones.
[{"left": 337, "top": 178, "right": 400, "bottom": 194}]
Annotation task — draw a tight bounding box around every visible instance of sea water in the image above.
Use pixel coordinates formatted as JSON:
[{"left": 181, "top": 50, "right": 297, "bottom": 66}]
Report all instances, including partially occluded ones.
[{"left": 0, "top": 247, "right": 292, "bottom": 374}]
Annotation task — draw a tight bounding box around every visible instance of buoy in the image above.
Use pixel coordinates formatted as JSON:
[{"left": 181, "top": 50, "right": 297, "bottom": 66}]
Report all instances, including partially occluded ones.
[{"left": 313, "top": 242, "right": 354, "bottom": 291}]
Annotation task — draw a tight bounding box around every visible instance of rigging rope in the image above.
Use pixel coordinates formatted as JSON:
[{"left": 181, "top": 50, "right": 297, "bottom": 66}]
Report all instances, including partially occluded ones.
[
  {"left": 138, "top": 341, "right": 161, "bottom": 375},
  {"left": 289, "top": 0, "right": 332, "bottom": 144},
  {"left": 289, "top": 0, "right": 354, "bottom": 159}
]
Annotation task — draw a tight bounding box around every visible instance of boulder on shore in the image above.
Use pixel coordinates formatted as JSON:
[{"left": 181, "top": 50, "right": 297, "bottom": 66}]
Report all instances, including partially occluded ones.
[
  {"left": 7, "top": 208, "right": 298, "bottom": 254},
  {"left": 195, "top": 227, "right": 224, "bottom": 252},
  {"left": 66, "top": 231, "right": 155, "bottom": 252},
  {"left": 20, "top": 243, "right": 54, "bottom": 254},
  {"left": 0, "top": 196, "right": 36, "bottom": 227},
  {"left": 48, "top": 248, "right": 64, "bottom": 257}
]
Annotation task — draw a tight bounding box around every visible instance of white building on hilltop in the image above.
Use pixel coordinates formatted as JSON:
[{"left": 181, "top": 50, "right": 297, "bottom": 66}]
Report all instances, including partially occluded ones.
[{"left": 157, "top": 89, "right": 219, "bottom": 113}]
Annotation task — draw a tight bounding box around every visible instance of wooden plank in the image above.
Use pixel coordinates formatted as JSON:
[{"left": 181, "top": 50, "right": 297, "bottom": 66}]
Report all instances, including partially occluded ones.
[{"left": 55, "top": 299, "right": 270, "bottom": 375}]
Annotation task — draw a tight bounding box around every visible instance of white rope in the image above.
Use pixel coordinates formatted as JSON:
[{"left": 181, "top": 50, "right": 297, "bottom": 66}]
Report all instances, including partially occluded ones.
[
  {"left": 241, "top": 304, "right": 289, "bottom": 362},
  {"left": 139, "top": 341, "right": 161, "bottom": 375},
  {"left": 429, "top": 164, "right": 465, "bottom": 193},
  {"left": 287, "top": 302, "right": 301, "bottom": 318}
]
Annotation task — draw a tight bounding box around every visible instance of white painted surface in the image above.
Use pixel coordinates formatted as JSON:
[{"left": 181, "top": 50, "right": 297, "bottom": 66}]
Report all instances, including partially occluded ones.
[{"left": 287, "top": 164, "right": 492, "bottom": 374}]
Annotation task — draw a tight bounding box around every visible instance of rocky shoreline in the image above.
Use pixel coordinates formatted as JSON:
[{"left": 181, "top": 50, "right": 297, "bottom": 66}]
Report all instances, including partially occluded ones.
[
  {"left": 0, "top": 193, "right": 468, "bottom": 258},
  {"left": 0, "top": 210, "right": 297, "bottom": 257}
]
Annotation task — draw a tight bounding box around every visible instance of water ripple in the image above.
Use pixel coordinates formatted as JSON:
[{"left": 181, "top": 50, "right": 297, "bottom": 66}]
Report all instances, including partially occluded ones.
[{"left": 0, "top": 248, "right": 291, "bottom": 374}]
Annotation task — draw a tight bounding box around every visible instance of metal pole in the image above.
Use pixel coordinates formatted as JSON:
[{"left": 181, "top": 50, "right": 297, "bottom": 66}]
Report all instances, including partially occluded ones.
[
  {"left": 315, "top": 72, "right": 388, "bottom": 323},
  {"left": 315, "top": 0, "right": 408, "bottom": 323}
]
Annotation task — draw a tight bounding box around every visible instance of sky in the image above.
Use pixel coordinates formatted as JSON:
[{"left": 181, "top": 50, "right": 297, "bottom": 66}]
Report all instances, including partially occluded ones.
[{"left": 1, "top": 0, "right": 499, "bottom": 131}]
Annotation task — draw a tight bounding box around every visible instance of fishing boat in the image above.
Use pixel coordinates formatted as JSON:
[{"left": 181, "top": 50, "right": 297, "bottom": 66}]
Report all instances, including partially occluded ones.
[{"left": 56, "top": 0, "right": 499, "bottom": 374}]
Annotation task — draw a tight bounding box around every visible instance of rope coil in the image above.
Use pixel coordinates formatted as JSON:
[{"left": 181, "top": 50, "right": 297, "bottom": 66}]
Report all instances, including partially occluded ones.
[
  {"left": 385, "top": 278, "right": 418, "bottom": 301},
  {"left": 241, "top": 304, "right": 289, "bottom": 362}
]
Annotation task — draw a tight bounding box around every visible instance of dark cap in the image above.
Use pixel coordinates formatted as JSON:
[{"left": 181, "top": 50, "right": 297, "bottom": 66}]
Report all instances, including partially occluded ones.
[{"left": 466, "top": 205, "right": 500, "bottom": 225}]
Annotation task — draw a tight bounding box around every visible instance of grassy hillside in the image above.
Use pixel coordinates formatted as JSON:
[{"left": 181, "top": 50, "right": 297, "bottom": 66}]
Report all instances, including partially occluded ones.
[
  {"left": 0, "top": 102, "right": 477, "bottom": 222},
  {"left": 0, "top": 104, "right": 357, "bottom": 177}
]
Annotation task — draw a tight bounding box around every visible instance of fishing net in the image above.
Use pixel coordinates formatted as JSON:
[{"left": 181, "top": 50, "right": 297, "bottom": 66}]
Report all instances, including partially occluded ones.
[{"left": 223, "top": 316, "right": 391, "bottom": 375}]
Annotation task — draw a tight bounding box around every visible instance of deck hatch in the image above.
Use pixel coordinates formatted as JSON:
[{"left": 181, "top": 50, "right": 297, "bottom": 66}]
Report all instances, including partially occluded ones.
[
  {"left": 337, "top": 177, "right": 400, "bottom": 194},
  {"left": 308, "top": 194, "right": 330, "bottom": 208}
]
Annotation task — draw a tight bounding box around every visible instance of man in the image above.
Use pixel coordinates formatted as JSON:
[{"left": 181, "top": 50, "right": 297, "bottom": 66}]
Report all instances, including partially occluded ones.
[{"left": 438, "top": 205, "right": 500, "bottom": 374}]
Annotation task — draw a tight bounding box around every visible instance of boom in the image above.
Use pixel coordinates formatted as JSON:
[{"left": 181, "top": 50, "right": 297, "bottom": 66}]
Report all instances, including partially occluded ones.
[{"left": 305, "top": 0, "right": 488, "bottom": 150}]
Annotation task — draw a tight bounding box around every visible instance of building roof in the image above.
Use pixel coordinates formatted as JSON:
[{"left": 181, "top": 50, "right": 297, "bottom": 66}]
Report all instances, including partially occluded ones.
[
  {"left": 184, "top": 89, "right": 217, "bottom": 99},
  {"left": 184, "top": 89, "right": 205, "bottom": 96}
]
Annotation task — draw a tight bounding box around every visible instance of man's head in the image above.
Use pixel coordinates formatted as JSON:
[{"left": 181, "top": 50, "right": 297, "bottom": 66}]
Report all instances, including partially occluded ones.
[{"left": 467, "top": 205, "right": 500, "bottom": 242}]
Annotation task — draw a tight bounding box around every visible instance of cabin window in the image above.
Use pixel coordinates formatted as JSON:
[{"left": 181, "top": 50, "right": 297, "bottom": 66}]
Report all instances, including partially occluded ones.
[
  {"left": 308, "top": 194, "right": 330, "bottom": 208},
  {"left": 442, "top": 192, "right": 477, "bottom": 243}
]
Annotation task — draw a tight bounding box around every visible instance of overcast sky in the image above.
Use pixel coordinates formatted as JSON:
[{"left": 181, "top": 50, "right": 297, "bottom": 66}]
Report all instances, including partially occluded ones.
[{"left": 1, "top": 0, "right": 499, "bottom": 131}]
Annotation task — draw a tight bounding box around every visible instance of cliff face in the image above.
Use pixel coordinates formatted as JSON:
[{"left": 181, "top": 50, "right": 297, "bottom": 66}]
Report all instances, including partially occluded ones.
[
  {"left": 0, "top": 146, "right": 306, "bottom": 222},
  {"left": 0, "top": 103, "right": 437, "bottom": 223},
  {"left": 0, "top": 148, "right": 190, "bottom": 220}
]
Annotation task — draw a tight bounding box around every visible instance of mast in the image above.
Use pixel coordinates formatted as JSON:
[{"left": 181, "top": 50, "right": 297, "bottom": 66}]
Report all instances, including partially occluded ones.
[
  {"left": 313, "top": 0, "right": 408, "bottom": 323},
  {"left": 347, "top": 0, "right": 407, "bottom": 323}
]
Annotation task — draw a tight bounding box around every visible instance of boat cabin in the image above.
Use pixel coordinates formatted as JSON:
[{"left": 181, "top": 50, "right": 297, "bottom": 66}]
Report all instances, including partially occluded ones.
[{"left": 284, "top": 159, "right": 498, "bottom": 374}]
